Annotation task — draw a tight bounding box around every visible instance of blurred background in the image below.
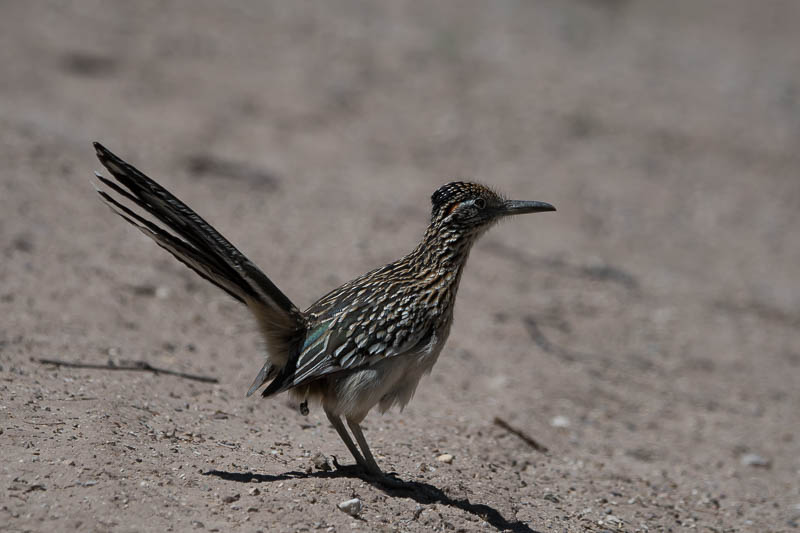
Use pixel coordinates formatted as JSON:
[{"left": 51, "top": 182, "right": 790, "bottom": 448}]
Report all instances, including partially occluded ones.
[{"left": 1, "top": 1, "right": 798, "bottom": 531}]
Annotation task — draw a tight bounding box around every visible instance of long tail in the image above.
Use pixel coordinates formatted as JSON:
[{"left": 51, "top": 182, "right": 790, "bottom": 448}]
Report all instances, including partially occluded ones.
[{"left": 93, "top": 142, "right": 305, "bottom": 394}]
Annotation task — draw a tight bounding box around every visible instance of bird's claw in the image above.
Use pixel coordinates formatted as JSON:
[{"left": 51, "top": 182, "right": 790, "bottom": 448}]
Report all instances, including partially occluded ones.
[
  {"left": 330, "top": 455, "right": 346, "bottom": 471},
  {"left": 330, "top": 455, "right": 363, "bottom": 474},
  {"left": 330, "top": 455, "right": 405, "bottom": 487},
  {"left": 372, "top": 471, "right": 407, "bottom": 489}
]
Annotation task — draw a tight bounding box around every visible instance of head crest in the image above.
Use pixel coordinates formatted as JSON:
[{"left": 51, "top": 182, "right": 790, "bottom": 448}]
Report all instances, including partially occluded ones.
[{"left": 431, "top": 182, "right": 489, "bottom": 214}]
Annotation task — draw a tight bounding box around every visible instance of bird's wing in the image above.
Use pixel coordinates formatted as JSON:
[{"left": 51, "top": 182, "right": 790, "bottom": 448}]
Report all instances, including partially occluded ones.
[
  {"left": 93, "top": 143, "right": 306, "bottom": 366},
  {"left": 260, "top": 274, "right": 436, "bottom": 397}
]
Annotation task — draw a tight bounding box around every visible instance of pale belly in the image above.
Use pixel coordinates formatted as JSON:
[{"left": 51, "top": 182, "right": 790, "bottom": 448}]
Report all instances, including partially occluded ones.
[{"left": 321, "top": 320, "right": 452, "bottom": 422}]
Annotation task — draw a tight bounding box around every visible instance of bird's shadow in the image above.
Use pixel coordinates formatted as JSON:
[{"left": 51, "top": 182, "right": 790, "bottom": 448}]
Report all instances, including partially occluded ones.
[{"left": 204, "top": 465, "right": 541, "bottom": 533}]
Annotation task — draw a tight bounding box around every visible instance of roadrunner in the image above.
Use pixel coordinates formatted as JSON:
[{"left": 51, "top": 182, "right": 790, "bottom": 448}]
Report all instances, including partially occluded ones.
[{"left": 93, "top": 142, "right": 555, "bottom": 476}]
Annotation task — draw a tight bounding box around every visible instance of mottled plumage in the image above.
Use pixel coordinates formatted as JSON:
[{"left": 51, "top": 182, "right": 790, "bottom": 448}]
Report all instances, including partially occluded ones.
[{"left": 93, "top": 143, "right": 555, "bottom": 476}]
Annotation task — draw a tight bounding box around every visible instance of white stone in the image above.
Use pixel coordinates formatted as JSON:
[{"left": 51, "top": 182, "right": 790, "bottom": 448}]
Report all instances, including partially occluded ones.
[{"left": 338, "top": 498, "right": 362, "bottom": 516}]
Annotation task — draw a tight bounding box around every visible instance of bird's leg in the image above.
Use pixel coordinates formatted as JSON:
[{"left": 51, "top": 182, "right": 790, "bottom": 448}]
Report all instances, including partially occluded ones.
[
  {"left": 324, "top": 409, "right": 366, "bottom": 468},
  {"left": 347, "top": 419, "right": 382, "bottom": 476}
]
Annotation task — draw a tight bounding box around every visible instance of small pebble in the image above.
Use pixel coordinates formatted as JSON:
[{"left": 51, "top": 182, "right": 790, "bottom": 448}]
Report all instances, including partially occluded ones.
[
  {"left": 337, "top": 498, "right": 362, "bottom": 516},
  {"left": 412, "top": 504, "right": 424, "bottom": 520},
  {"left": 248, "top": 487, "right": 260, "bottom": 496},
  {"left": 550, "top": 415, "right": 570, "bottom": 428},
  {"left": 312, "top": 452, "right": 331, "bottom": 471},
  {"left": 740, "top": 453, "right": 771, "bottom": 468},
  {"left": 436, "top": 453, "right": 454, "bottom": 464},
  {"left": 222, "top": 493, "right": 240, "bottom": 504},
  {"left": 155, "top": 286, "right": 171, "bottom": 299},
  {"left": 602, "top": 514, "right": 624, "bottom": 528},
  {"left": 543, "top": 492, "right": 559, "bottom": 503}
]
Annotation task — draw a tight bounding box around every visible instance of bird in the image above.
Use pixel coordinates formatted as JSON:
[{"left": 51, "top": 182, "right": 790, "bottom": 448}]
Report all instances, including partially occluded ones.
[{"left": 92, "top": 142, "right": 555, "bottom": 477}]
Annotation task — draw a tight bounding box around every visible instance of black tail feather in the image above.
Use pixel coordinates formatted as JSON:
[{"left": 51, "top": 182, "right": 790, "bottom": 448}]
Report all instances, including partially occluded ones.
[
  {"left": 96, "top": 184, "right": 246, "bottom": 304},
  {"left": 93, "top": 142, "right": 302, "bottom": 320},
  {"left": 93, "top": 142, "right": 306, "bottom": 396}
]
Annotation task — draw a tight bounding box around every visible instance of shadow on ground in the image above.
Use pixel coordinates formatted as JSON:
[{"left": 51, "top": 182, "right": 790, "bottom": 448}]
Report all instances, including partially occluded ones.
[{"left": 205, "top": 468, "right": 540, "bottom": 533}]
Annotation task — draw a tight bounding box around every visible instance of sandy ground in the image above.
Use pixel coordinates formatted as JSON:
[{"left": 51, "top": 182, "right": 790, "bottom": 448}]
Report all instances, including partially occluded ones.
[{"left": 2, "top": 2, "right": 799, "bottom": 532}]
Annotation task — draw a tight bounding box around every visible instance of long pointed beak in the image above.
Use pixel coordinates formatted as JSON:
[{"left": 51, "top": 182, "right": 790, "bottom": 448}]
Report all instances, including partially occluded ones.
[{"left": 500, "top": 199, "right": 556, "bottom": 216}]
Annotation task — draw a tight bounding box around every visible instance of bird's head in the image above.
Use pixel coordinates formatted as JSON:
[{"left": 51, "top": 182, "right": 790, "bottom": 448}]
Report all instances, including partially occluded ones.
[{"left": 430, "top": 181, "right": 555, "bottom": 237}]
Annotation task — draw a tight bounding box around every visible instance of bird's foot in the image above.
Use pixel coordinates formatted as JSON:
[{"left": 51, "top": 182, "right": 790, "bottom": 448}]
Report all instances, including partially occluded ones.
[
  {"left": 330, "top": 456, "right": 405, "bottom": 487},
  {"left": 369, "top": 471, "right": 407, "bottom": 489},
  {"left": 330, "top": 455, "right": 357, "bottom": 472}
]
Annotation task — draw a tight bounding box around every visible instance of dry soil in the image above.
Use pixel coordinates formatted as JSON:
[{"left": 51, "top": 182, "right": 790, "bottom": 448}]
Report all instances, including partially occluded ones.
[{"left": 1, "top": 2, "right": 799, "bottom": 532}]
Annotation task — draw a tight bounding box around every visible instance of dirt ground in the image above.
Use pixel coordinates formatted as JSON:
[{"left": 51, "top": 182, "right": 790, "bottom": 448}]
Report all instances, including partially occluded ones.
[{"left": 2, "top": 2, "right": 799, "bottom": 532}]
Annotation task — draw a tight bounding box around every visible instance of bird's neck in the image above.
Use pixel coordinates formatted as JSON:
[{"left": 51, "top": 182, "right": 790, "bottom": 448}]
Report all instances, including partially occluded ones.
[{"left": 408, "top": 224, "right": 478, "bottom": 274}]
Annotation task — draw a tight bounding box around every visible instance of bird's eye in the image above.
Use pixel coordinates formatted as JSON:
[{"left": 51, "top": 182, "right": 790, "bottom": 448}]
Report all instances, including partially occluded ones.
[{"left": 474, "top": 198, "right": 486, "bottom": 209}]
